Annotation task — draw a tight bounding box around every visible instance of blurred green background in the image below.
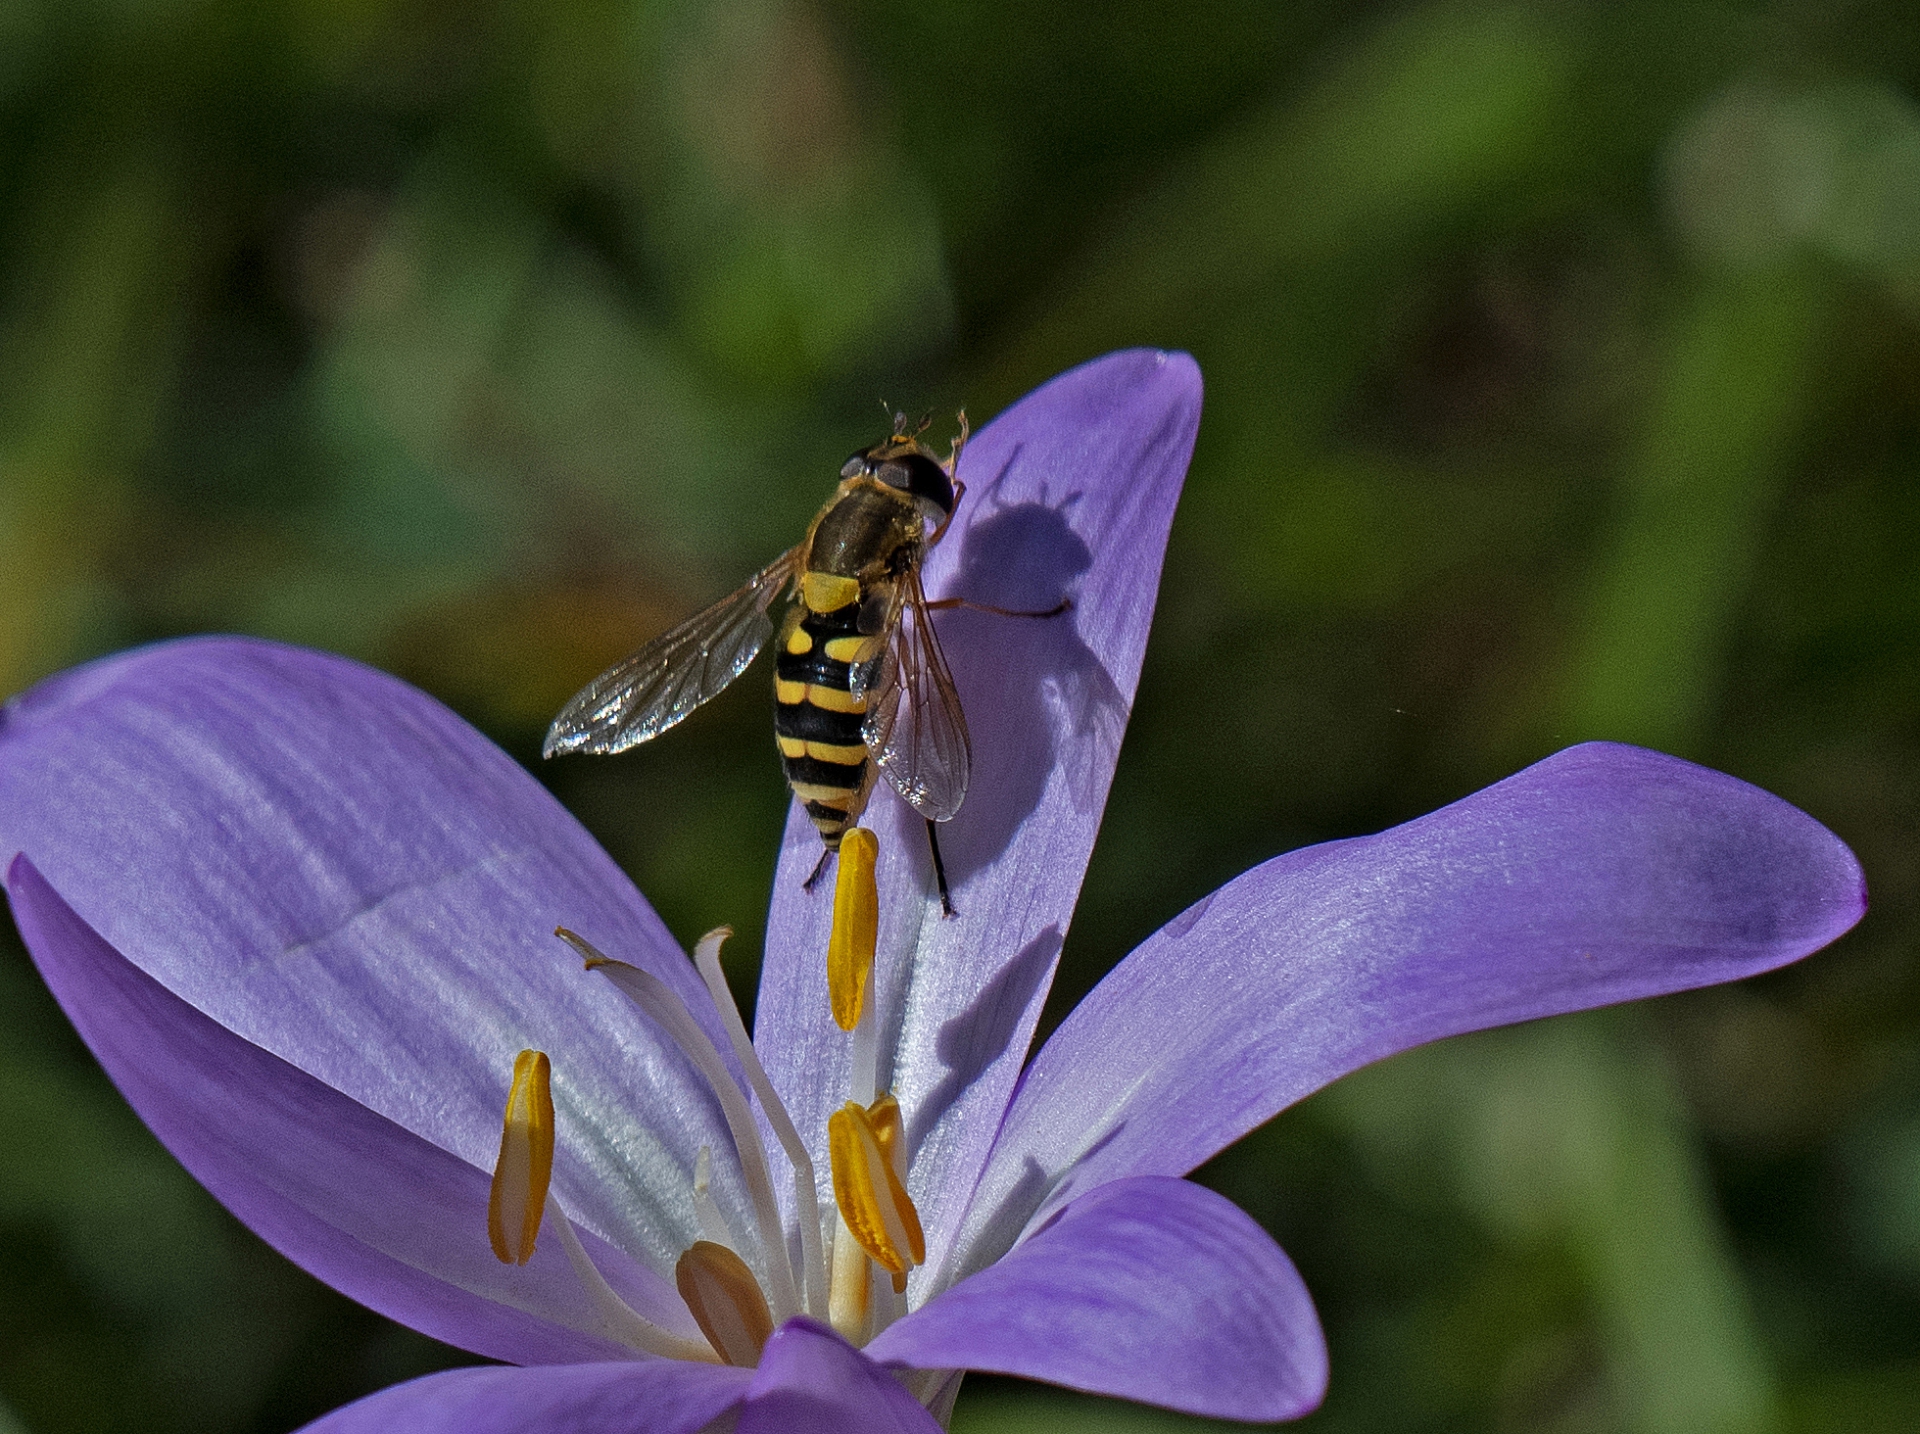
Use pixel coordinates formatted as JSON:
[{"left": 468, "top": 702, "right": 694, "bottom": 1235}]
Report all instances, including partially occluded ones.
[{"left": 1, "top": 0, "right": 1917, "bottom": 1430}]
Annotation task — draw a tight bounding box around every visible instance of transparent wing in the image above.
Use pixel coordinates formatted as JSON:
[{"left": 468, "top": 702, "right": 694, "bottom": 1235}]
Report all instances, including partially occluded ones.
[
  {"left": 543, "top": 547, "right": 801, "bottom": 758},
  {"left": 848, "top": 583, "right": 905, "bottom": 703},
  {"left": 862, "top": 570, "right": 971, "bottom": 821}
]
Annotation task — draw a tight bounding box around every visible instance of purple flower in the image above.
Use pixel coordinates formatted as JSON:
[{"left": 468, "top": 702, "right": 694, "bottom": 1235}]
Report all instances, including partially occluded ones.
[{"left": 0, "top": 350, "right": 1865, "bottom": 1432}]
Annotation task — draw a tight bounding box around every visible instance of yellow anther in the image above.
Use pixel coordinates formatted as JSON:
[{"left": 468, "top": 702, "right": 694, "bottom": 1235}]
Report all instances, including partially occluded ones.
[
  {"left": 866, "top": 1093, "right": 910, "bottom": 1294},
  {"left": 488, "top": 1049, "right": 554, "bottom": 1266},
  {"left": 829, "top": 828, "right": 879, "bottom": 1031},
  {"left": 676, "top": 1240, "right": 775, "bottom": 1367},
  {"left": 827, "top": 1097, "right": 925, "bottom": 1276},
  {"left": 866, "top": 1091, "right": 904, "bottom": 1173}
]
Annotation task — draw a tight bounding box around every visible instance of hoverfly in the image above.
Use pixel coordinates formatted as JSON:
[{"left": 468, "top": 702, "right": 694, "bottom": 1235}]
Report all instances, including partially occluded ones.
[{"left": 544, "top": 415, "right": 1053, "bottom": 913}]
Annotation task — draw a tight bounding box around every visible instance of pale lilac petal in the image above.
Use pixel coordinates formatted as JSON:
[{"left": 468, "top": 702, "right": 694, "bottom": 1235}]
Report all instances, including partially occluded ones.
[
  {"left": 755, "top": 350, "right": 1202, "bottom": 1280},
  {"left": 0, "top": 638, "right": 759, "bottom": 1275},
  {"left": 296, "top": 1362, "right": 750, "bottom": 1434},
  {"left": 736, "top": 1319, "right": 944, "bottom": 1434},
  {"left": 944, "top": 743, "right": 1866, "bottom": 1281},
  {"left": 6, "top": 857, "right": 703, "bottom": 1362},
  {"left": 869, "top": 1177, "right": 1324, "bottom": 1421}
]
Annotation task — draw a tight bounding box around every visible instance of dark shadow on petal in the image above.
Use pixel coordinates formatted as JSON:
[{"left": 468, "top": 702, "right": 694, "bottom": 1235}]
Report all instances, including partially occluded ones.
[
  {"left": 959, "top": 1156, "right": 1052, "bottom": 1280},
  {"left": 907, "top": 925, "right": 1063, "bottom": 1158},
  {"left": 947, "top": 1120, "right": 1130, "bottom": 1281},
  {"left": 1161, "top": 888, "right": 1219, "bottom": 941},
  {"left": 931, "top": 481, "right": 1128, "bottom": 897}
]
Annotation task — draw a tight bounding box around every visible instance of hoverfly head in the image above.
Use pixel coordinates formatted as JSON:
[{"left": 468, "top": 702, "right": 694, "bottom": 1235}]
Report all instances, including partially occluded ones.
[
  {"left": 846, "top": 431, "right": 955, "bottom": 517},
  {"left": 874, "top": 447, "right": 954, "bottom": 517}
]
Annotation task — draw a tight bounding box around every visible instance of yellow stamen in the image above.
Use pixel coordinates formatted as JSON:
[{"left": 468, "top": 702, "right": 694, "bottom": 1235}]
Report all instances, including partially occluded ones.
[
  {"left": 867, "top": 1094, "right": 911, "bottom": 1294},
  {"left": 827, "top": 1097, "right": 925, "bottom": 1276},
  {"left": 829, "top": 828, "right": 879, "bottom": 1031},
  {"left": 676, "top": 1241, "right": 774, "bottom": 1366},
  {"left": 867, "top": 1091, "right": 904, "bottom": 1171},
  {"left": 487, "top": 1049, "right": 554, "bottom": 1265}
]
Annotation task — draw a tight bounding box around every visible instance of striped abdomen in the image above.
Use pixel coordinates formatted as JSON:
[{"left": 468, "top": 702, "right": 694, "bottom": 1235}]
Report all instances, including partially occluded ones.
[{"left": 774, "top": 579, "right": 883, "bottom": 847}]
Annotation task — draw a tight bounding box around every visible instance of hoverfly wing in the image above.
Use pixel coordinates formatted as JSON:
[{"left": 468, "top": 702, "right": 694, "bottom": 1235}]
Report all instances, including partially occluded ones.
[
  {"left": 847, "top": 583, "right": 904, "bottom": 703},
  {"left": 862, "top": 570, "right": 971, "bottom": 822},
  {"left": 544, "top": 547, "right": 801, "bottom": 758}
]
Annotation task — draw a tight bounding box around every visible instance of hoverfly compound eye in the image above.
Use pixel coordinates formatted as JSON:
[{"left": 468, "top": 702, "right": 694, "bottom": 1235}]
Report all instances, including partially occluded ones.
[
  {"left": 872, "top": 456, "right": 952, "bottom": 514},
  {"left": 841, "top": 453, "right": 868, "bottom": 480},
  {"left": 895, "top": 453, "right": 955, "bottom": 515}
]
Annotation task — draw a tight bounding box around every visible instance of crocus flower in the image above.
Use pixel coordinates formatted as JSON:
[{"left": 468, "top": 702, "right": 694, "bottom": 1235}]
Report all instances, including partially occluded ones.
[{"left": 0, "top": 351, "right": 1865, "bottom": 1433}]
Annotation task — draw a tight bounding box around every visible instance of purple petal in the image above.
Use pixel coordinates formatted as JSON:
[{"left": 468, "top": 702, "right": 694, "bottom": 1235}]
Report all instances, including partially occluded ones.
[
  {"left": 6, "top": 856, "right": 702, "bottom": 1363},
  {"left": 0, "top": 638, "right": 759, "bottom": 1275},
  {"left": 295, "top": 1362, "right": 751, "bottom": 1434},
  {"left": 945, "top": 743, "right": 1866, "bottom": 1281},
  {"left": 869, "top": 1177, "right": 1325, "bottom": 1421},
  {"left": 737, "top": 1319, "right": 944, "bottom": 1434},
  {"left": 754, "top": 350, "right": 1201, "bottom": 1279}
]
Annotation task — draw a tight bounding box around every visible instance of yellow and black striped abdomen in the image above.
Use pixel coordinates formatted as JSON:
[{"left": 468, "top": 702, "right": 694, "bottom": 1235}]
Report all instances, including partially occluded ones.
[{"left": 774, "top": 588, "right": 883, "bottom": 846}]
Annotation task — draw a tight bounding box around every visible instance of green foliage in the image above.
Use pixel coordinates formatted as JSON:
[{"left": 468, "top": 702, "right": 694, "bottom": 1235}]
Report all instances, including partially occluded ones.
[{"left": 2, "top": 0, "right": 1918, "bottom": 1429}]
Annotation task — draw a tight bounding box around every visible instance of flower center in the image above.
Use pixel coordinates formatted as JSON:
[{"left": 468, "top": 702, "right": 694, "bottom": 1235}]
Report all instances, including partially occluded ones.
[{"left": 484, "top": 826, "right": 928, "bottom": 1365}]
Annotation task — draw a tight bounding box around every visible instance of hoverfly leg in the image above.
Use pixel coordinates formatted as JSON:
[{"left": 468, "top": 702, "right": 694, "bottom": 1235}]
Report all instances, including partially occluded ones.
[
  {"left": 927, "top": 477, "right": 966, "bottom": 549},
  {"left": 923, "top": 595, "right": 1072, "bottom": 620},
  {"left": 803, "top": 846, "right": 835, "bottom": 893},
  {"left": 925, "top": 819, "right": 955, "bottom": 918}
]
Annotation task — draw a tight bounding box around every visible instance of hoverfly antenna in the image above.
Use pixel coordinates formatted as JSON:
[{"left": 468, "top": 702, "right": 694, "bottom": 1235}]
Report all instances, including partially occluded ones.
[{"left": 913, "top": 410, "right": 934, "bottom": 436}]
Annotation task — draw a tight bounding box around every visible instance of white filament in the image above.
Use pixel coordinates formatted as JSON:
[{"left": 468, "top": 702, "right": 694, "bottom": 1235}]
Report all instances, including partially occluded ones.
[
  {"left": 559, "top": 929, "right": 801, "bottom": 1322},
  {"left": 691, "top": 1145, "right": 736, "bottom": 1248},
  {"left": 850, "top": 975, "right": 879, "bottom": 1108},
  {"left": 691, "top": 927, "right": 829, "bottom": 1320},
  {"left": 544, "top": 1195, "right": 714, "bottom": 1362}
]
